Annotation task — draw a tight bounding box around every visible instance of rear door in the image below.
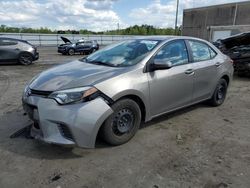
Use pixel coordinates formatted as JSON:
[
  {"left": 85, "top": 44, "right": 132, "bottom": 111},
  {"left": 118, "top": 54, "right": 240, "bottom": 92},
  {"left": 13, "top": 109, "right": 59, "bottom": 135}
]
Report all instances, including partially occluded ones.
[
  {"left": 148, "top": 39, "right": 194, "bottom": 116},
  {"left": 76, "top": 41, "right": 92, "bottom": 52},
  {"left": 187, "top": 40, "right": 219, "bottom": 101},
  {"left": 75, "top": 42, "right": 85, "bottom": 52},
  {"left": 83, "top": 41, "right": 93, "bottom": 51},
  {"left": 0, "top": 39, "right": 19, "bottom": 61}
]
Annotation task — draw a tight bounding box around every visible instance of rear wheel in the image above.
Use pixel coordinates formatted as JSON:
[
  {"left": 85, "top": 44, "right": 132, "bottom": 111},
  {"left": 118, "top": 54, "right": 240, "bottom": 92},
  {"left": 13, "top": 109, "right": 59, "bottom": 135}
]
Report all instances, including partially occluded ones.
[
  {"left": 101, "top": 99, "right": 141, "bottom": 146},
  {"left": 67, "top": 48, "right": 75, "bottom": 56},
  {"left": 19, "top": 53, "right": 33, "bottom": 65},
  {"left": 209, "top": 78, "right": 228, "bottom": 106}
]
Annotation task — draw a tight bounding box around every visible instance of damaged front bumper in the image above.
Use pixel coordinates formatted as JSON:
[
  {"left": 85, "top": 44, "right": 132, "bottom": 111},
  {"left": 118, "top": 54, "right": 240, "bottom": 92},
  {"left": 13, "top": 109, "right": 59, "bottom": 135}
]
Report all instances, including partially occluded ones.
[{"left": 22, "top": 95, "right": 113, "bottom": 148}]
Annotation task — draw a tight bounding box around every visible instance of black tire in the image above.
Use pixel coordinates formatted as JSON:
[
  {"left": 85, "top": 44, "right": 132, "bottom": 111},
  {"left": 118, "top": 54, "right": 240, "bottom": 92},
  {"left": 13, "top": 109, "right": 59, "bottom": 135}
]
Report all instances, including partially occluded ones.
[
  {"left": 101, "top": 99, "right": 141, "bottom": 146},
  {"left": 18, "top": 52, "right": 33, "bottom": 65},
  {"left": 67, "top": 48, "right": 75, "bottom": 56},
  {"left": 209, "top": 78, "right": 228, "bottom": 106}
]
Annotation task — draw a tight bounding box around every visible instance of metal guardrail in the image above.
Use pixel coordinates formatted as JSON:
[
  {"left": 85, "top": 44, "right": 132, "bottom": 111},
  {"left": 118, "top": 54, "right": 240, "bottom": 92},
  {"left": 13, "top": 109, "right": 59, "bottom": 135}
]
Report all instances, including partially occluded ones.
[{"left": 0, "top": 33, "right": 144, "bottom": 46}]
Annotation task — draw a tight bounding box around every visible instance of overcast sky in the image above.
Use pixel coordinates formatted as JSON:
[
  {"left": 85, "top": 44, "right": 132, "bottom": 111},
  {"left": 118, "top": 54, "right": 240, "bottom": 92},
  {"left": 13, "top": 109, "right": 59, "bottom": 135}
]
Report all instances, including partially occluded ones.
[{"left": 0, "top": 0, "right": 247, "bottom": 31}]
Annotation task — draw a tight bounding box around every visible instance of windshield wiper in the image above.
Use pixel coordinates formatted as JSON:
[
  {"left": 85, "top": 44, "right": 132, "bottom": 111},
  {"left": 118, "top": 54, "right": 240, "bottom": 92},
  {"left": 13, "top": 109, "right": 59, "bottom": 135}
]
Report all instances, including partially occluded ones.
[
  {"left": 80, "top": 57, "right": 117, "bottom": 67},
  {"left": 85, "top": 59, "right": 116, "bottom": 67}
]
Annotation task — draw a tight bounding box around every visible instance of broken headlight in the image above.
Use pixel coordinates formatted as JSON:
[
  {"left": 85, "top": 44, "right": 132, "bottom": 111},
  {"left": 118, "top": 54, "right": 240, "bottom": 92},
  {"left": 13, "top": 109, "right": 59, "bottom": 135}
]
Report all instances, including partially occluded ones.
[{"left": 48, "top": 87, "right": 98, "bottom": 105}]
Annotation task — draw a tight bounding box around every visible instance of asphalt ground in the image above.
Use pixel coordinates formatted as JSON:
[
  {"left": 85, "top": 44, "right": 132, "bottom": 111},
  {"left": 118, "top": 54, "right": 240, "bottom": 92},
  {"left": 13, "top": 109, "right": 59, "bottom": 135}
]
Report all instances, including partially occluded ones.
[{"left": 0, "top": 47, "right": 250, "bottom": 188}]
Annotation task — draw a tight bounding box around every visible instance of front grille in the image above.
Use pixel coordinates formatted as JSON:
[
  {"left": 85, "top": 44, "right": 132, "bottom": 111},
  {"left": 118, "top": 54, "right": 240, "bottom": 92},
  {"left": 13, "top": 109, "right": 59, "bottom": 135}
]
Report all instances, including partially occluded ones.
[
  {"left": 58, "top": 124, "right": 74, "bottom": 141},
  {"left": 30, "top": 89, "right": 52, "bottom": 97}
]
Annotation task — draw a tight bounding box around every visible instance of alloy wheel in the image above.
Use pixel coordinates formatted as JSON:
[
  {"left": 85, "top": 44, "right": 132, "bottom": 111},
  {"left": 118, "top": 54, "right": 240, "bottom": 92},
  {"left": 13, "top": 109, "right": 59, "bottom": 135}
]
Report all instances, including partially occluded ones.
[{"left": 19, "top": 54, "right": 33, "bottom": 65}]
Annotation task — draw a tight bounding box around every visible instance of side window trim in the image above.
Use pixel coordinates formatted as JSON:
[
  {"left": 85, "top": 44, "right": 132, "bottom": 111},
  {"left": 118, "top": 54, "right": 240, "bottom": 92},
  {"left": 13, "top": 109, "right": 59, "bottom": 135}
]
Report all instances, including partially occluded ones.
[{"left": 184, "top": 39, "right": 193, "bottom": 62}]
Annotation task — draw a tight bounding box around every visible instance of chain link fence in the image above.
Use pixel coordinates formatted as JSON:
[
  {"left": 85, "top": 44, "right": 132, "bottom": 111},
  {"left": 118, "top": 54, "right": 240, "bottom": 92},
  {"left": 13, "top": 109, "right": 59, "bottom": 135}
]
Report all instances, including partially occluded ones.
[{"left": 0, "top": 33, "right": 145, "bottom": 46}]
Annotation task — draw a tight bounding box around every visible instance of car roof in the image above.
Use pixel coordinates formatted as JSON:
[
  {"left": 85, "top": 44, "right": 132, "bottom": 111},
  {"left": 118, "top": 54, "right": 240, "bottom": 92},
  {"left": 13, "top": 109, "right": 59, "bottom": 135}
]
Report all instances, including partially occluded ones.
[
  {"left": 0, "top": 37, "right": 19, "bottom": 40},
  {"left": 83, "top": 40, "right": 94, "bottom": 42},
  {"left": 132, "top": 36, "right": 208, "bottom": 42},
  {"left": 135, "top": 36, "right": 175, "bottom": 41},
  {"left": 0, "top": 37, "right": 27, "bottom": 42}
]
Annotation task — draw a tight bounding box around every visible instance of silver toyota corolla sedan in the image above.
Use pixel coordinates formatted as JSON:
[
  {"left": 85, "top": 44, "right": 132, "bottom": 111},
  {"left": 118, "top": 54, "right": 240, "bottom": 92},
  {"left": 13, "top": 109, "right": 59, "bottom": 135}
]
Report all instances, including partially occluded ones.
[{"left": 22, "top": 36, "right": 234, "bottom": 148}]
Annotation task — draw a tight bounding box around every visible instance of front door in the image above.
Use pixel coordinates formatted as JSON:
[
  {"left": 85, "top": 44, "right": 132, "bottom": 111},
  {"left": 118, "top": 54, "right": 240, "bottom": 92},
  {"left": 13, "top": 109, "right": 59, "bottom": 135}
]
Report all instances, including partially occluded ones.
[{"left": 148, "top": 40, "right": 194, "bottom": 116}]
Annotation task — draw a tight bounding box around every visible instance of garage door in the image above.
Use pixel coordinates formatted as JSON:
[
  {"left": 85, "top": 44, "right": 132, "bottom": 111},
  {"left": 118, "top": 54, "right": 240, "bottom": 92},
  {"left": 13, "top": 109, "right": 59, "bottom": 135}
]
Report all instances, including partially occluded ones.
[{"left": 212, "top": 30, "right": 231, "bottom": 42}]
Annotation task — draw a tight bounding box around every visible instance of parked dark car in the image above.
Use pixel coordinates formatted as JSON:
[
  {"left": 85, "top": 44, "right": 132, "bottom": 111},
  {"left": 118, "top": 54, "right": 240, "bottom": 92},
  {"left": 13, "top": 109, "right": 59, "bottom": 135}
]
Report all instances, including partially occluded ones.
[
  {"left": 0, "top": 37, "right": 39, "bottom": 65},
  {"left": 214, "top": 32, "right": 250, "bottom": 77},
  {"left": 58, "top": 37, "right": 99, "bottom": 55}
]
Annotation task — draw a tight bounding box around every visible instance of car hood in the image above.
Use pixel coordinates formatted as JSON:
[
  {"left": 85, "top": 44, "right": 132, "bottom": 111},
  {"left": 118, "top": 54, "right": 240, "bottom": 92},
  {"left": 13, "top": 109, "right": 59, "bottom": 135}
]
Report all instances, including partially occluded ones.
[
  {"left": 60, "top": 36, "right": 72, "bottom": 44},
  {"left": 59, "top": 43, "right": 74, "bottom": 47},
  {"left": 29, "top": 60, "right": 126, "bottom": 91},
  {"left": 221, "top": 32, "right": 250, "bottom": 48}
]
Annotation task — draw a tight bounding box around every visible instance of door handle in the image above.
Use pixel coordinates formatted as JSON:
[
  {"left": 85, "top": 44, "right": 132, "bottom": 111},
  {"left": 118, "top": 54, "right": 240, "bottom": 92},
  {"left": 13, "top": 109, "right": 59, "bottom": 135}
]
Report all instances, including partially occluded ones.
[
  {"left": 215, "top": 62, "right": 221, "bottom": 67},
  {"left": 14, "top": 48, "right": 19, "bottom": 50},
  {"left": 185, "top": 69, "right": 194, "bottom": 75}
]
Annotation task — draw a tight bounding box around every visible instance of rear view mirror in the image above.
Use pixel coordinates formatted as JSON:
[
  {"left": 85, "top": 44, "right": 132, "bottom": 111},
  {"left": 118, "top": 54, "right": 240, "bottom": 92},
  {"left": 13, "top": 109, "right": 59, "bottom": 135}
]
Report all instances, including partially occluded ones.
[{"left": 150, "top": 59, "right": 172, "bottom": 71}]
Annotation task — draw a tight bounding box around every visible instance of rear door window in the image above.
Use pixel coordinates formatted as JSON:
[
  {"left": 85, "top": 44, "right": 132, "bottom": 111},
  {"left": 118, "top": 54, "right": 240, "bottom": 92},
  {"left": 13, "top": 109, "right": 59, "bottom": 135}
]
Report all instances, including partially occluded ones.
[
  {"left": 209, "top": 47, "right": 217, "bottom": 58},
  {"left": 188, "top": 40, "right": 211, "bottom": 62},
  {"left": 0, "top": 39, "right": 18, "bottom": 46},
  {"left": 84, "top": 41, "right": 93, "bottom": 46},
  {"left": 77, "top": 42, "right": 84, "bottom": 46}
]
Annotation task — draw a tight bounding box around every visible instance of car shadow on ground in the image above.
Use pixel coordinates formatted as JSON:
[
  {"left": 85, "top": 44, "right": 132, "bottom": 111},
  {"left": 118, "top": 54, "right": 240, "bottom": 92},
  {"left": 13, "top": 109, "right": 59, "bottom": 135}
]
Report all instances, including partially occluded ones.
[
  {"left": 0, "top": 102, "right": 212, "bottom": 160},
  {"left": 0, "top": 62, "right": 22, "bottom": 66},
  {"left": 0, "top": 110, "right": 86, "bottom": 159}
]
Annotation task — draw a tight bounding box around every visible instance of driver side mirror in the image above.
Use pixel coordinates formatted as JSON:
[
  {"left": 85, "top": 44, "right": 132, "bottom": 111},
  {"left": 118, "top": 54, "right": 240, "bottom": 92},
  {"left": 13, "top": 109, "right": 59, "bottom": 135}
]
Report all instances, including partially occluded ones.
[{"left": 150, "top": 59, "right": 172, "bottom": 71}]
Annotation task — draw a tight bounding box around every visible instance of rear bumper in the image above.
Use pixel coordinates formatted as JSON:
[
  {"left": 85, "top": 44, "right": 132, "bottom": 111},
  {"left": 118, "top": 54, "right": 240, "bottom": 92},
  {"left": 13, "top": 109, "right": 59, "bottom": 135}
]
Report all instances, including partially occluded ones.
[{"left": 22, "top": 94, "right": 113, "bottom": 148}]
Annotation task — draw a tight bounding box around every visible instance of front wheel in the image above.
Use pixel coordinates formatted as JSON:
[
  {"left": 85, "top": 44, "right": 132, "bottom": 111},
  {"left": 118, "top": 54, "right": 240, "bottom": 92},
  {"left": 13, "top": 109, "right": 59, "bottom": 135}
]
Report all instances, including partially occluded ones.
[
  {"left": 101, "top": 99, "right": 141, "bottom": 146},
  {"left": 67, "top": 48, "right": 75, "bottom": 56},
  {"left": 19, "top": 53, "right": 33, "bottom": 65},
  {"left": 209, "top": 78, "right": 228, "bottom": 106}
]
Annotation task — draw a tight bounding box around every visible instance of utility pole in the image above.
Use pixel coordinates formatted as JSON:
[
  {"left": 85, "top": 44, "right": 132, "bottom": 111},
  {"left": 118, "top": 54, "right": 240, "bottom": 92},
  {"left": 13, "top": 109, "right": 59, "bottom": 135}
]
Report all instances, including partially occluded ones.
[
  {"left": 117, "top": 22, "right": 120, "bottom": 32},
  {"left": 174, "top": 0, "right": 179, "bottom": 35}
]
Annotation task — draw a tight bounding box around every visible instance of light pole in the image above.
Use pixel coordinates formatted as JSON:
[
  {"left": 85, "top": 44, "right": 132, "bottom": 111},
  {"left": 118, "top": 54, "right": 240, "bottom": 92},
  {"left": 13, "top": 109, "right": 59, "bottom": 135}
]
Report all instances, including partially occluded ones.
[
  {"left": 117, "top": 22, "right": 120, "bottom": 33},
  {"left": 174, "top": 0, "right": 179, "bottom": 35}
]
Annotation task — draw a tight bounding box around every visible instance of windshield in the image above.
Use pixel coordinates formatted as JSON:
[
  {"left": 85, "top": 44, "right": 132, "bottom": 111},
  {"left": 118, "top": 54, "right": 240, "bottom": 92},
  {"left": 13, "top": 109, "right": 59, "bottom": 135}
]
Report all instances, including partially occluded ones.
[{"left": 82, "top": 39, "right": 160, "bottom": 67}]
